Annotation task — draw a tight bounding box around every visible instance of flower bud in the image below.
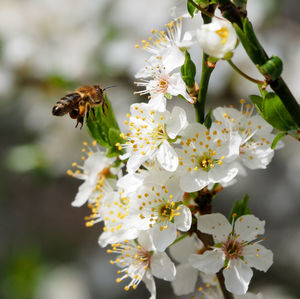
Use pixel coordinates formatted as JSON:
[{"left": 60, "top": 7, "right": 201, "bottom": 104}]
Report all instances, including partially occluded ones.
[{"left": 196, "top": 18, "right": 238, "bottom": 59}]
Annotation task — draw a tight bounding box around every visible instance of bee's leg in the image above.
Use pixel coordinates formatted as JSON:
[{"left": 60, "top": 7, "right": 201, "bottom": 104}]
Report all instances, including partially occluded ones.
[
  {"left": 85, "top": 105, "right": 91, "bottom": 123},
  {"left": 75, "top": 103, "right": 86, "bottom": 129},
  {"left": 102, "top": 100, "right": 109, "bottom": 115},
  {"left": 91, "top": 107, "right": 96, "bottom": 119},
  {"left": 75, "top": 115, "right": 84, "bottom": 129}
]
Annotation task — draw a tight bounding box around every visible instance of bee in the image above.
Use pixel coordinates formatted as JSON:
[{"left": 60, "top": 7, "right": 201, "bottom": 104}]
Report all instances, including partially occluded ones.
[{"left": 52, "top": 85, "right": 113, "bottom": 129}]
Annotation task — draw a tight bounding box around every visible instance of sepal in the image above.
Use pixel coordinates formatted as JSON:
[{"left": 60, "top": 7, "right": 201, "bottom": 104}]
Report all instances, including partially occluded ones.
[
  {"left": 87, "top": 94, "right": 123, "bottom": 156},
  {"left": 229, "top": 194, "right": 252, "bottom": 223},
  {"left": 181, "top": 50, "right": 196, "bottom": 88}
]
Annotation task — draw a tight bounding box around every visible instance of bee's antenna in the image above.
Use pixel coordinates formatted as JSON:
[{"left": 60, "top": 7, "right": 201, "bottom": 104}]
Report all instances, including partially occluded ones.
[{"left": 103, "top": 85, "right": 117, "bottom": 91}]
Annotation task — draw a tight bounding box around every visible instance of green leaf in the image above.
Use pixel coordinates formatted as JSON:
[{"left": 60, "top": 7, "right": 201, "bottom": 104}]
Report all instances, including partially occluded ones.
[
  {"left": 106, "top": 127, "right": 125, "bottom": 157},
  {"left": 187, "top": 1, "right": 196, "bottom": 17},
  {"left": 249, "top": 94, "right": 263, "bottom": 113},
  {"left": 203, "top": 109, "right": 212, "bottom": 129},
  {"left": 181, "top": 50, "right": 196, "bottom": 87},
  {"left": 233, "top": 20, "right": 267, "bottom": 67},
  {"left": 187, "top": 0, "right": 208, "bottom": 17},
  {"left": 242, "top": 18, "right": 267, "bottom": 66},
  {"left": 271, "top": 132, "right": 287, "bottom": 149},
  {"left": 262, "top": 92, "right": 298, "bottom": 131},
  {"left": 87, "top": 93, "right": 120, "bottom": 148},
  {"left": 229, "top": 194, "right": 252, "bottom": 223}
]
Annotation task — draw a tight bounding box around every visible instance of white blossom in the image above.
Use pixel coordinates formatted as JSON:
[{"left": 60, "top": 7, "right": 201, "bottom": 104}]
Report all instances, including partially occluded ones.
[
  {"left": 123, "top": 175, "right": 191, "bottom": 252},
  {"left": 177, "top": 123, "right": 241, "bottom": 192},
  {"left": 189, "top": 213, "right": 273, "bottom": 295},
  {"left": 120, "top": 103, "right": 188, "bottom": 173},
  {"left": 134, "top": 58, "right": 194, "bottom": 104},
  {"left": 197, "top": 18, "right": 237, "bottom": 59},
  {"left": 135, "top": 18, "right": 196, "bottom": 78},
  {"left": 67, "top": 141, "right": 115, "bottom": 208},
  {"left": 107, "top": 231, "right": 176, "bottom": 299},
  {"left": 212, "top": 100, "right": 282, "bottom": 170}
]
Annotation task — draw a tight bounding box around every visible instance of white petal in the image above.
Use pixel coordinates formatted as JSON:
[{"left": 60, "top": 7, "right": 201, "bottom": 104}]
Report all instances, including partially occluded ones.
[
  {"left": 189, "top": 250, "right": 225, "bottom": 274},
  {"left": 98, "top": 228, "right": 139, "bottom": 248},
  {"left": 167, "top": 73, "right": 193, "bottom": 103},
  {"left": 240, "top": 144, "right": 274, "bottom": 170},
  {"left": 71, "top": 181, "right": 92, "bottom": 207},
  {"left": 171, "top": 264, "right": 198, "bottom": 295},
  {"left": 223, "top": 260, "right": 253, "bottom": 295},
  {"left": 84, "top": 151, "right": 108, "bottom": 175},
  {"left": 180, "top": 171, "right": 209, "bottom": 192},
  {"left": 117, "top": 173, "right": 143, "bottom": 194},
  {"left": 197, "top": 213, "right": 231, "bottom": 243},
  {"left": 143, "top": 271, "right": 156, "bottom": 299},
  {"left": 126, "top": 152, "right": 148, "bottom": 173},
  {"left": 208, "top": 163, "right": 239, "bottom": 185},
  {"left": 169, "top": 235, "right": 199, "bottom": 263},
  {"left": 137, "top": 231, "right": 155, "bottom": 252},
  {"left": 180, "top": 30, "right": 198, "bottom": 47},
  {"left": 151, "top": 222, "right": 177, "bottom": 252},
  {"left": 151, "top": 251, "right": 176, "bottom": 281},
  {"left": 174, "top": 205, "right": 192, "bottom": 231},
  {"left": 161, "top": 46, "right": 185, "bottom": 73},
  {"left": 167, "top": 106, "right": 188, "bottom": 139},
  {"left": 243, "top": 244, "right": 273, "bottom": 272},
  {"left": 182, "top": 122, "right": 206, "bottom": 137},
  {"left": 148, "top": 94, "right": 167, "bottom": 112},
  {"left": 234, "top": 215, "right": 265, "bottom": 243},
  {"left": 156, "top": 140, "right": 178, "bottom": 172}
]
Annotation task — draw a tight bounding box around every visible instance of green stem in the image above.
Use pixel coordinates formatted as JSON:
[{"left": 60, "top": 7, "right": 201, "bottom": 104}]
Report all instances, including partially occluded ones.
[
  {"left": 194, "top": 4, "right": 217, "bottom": 124},
  {"left": 194, "top": 54, "right": 214, "bottom": 123},
  {"left": 169, "top": 233, "right": 188, "bottom": 246},
  {"left": 227, "top": 59, "right": 265, "bottom": 85},
  {"left": 269, "top": 79, "right": 300, "bottom": 128},
  {"left": 217, "top": 1, "right": 300, "bottom": 128},
  {"left": 187, "top": 0, "right": 215, "bottom": 18}
]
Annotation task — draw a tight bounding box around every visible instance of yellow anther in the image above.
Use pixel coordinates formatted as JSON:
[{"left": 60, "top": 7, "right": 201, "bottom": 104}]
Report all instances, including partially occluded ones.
[{"left": 216, "top": 27, "right": 229, "bottom": 44}]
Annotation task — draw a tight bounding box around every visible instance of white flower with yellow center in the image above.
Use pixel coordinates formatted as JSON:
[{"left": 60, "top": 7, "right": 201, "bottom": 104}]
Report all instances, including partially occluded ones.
[
  {"left": 120, "top": 103, "right": 188, "bottom": 173},
  {"left": 67, "top": 141, "right": 115, "bottom": 207},
  {"left": 196, "top": 18, "right": 237, "bottom": 59},
  {"left": 212, "top": 100, "right": 282, "bottom": 170},
  {"left": 128, "top": 176, "right": 191, "bottom": 252},
  {"left": 177, "top": 123, "right": 241, "bottom": 192},
  {"left": 135, "top": 18, "right": 196, "bottom": 78},
  {"left": 189, "top": 213, "right": 273, "bottom": 295},
  {"left": 134, "top": 59, "right": 194, "bottom": 105},
  {"left": 107, "top": 231, "right": 175, "bottom": 299}
]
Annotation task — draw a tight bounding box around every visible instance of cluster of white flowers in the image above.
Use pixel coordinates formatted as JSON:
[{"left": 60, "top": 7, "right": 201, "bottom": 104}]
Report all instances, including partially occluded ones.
[{"left": 67, "top": 8, "right": 282, "bottom": 299}]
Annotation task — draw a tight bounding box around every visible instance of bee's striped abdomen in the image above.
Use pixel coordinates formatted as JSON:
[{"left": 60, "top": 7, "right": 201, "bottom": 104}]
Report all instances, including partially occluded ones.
[{"left": 52, "top": 93, "right": 81, "bottom": 116}]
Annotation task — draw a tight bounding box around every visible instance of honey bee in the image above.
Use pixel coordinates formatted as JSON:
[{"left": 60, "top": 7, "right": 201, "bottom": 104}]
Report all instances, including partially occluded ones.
[{"left": 52, "top": 85, "right": 112, "bottom": 129}]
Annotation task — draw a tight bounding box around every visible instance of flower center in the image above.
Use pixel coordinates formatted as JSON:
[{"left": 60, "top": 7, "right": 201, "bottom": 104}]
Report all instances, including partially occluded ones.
[
  {"left": 216, "top": 27, "right": 229, "bottom": 45},
  {"left": 222, "top": 238, "right": 243, "bottom": 259},
  {"left": 157, "top": 75, "right": 169, "bottom": 93},
  {"left": 149, "top": 123, "right": 167, "bottom": 143},
  {"left": 196, "top": 151, "right": 223, "bottom": 172},
  {"left": 158, "top": 200, "right": 180, "bottom": 225}
]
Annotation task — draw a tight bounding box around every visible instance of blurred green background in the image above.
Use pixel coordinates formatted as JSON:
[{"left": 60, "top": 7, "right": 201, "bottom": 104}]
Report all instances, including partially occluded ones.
[{"left": 0, "top": 0, "right": 300, "bottom": 298}]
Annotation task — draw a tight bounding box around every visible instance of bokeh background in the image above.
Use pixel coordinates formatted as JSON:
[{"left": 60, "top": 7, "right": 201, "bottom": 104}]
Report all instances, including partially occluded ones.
[{"left": 0, "top": 0, "right": 299, "bottom": 298}]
